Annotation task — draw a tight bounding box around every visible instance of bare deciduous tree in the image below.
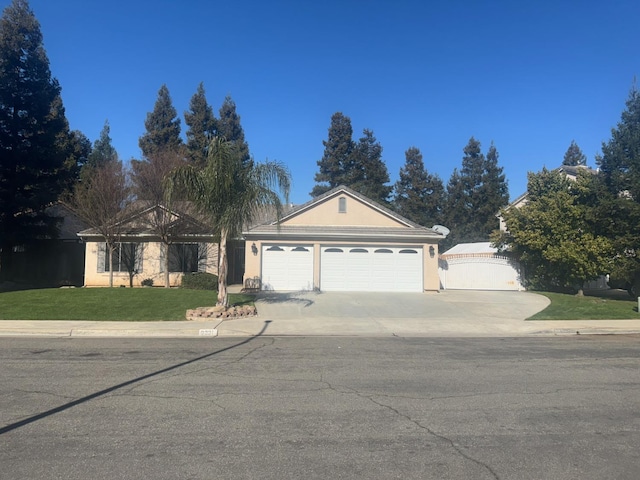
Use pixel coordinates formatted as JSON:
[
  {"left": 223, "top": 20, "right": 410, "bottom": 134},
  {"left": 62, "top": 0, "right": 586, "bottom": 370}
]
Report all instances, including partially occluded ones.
[{"left": 64, "top": 161, "right": 131, "bottom": 287}]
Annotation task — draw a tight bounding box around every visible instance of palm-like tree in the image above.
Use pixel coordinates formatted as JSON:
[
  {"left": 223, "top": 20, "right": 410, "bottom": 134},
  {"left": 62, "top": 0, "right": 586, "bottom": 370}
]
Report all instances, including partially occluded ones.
[{"left": 166, "top": 137, "right": 290, "bottom": 307}]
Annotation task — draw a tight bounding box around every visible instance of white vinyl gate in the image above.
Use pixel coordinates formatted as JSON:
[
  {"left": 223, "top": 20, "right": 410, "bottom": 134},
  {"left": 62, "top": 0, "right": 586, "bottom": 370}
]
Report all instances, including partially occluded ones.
[
  {"left": 438, "top": 256, "right": 523, "bottom": 291},
  {"left": 320, "top": 246, "right": 423, "bottom": 292}
]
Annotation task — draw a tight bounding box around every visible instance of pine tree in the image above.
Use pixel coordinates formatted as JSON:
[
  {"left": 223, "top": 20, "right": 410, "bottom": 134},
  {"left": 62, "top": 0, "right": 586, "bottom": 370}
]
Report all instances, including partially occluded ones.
[
  {"left": 217, "top": 95, "right": 249, "bottom": 164},
  {"left": 311, "top": 112, "right": 354, "bottom": 197},
  {"left": 393, "top": 147, "right": 444, "bottom": 227},
  {"left": 0, "top": 0, "right": 73, "bottom": 280},
  {"left": 477, "top": 142, "right": 509, "bottom": 235},
  {"left": 86, "top": 120, "right": 117, "bottom": 170},
  {"left": 184, "top": 83, "right": 216, "bottom": 168},
  {"left": 563, "top": 140, "right": 587, "bottom": 166},
  {"left": 443, "top": 168, "right": 467, "bottom": 249},
  {"left": 596, "top": 83, "right": 640, "bottom": 294},
  {"left": 138, "top": 84, "right": 183, "bottom": 158},
  {"left": 597, "top": 84, "right": 640, "bottom": 200},
  {"left": 444, "top": 138, "right": 509, "bottom": 247},
  {"left": 349, "top": 129, "right": 391, "bottom": 203}
]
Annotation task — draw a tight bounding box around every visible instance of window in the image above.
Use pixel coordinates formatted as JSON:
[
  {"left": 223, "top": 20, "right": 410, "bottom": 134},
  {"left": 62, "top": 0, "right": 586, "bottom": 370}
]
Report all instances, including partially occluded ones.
[
  {"left": 338, "top": 197, "right": 347, "bottom": 213},
  {"left": 399, "top": 249, "right": 418, "bottom": 254},
  {"left": 349, "top": 248, "right": 368, "bottom": 253},
  {"left": 104, "top": 243, "right": 140, "bottom": 272},
  {"left": 374, "top": 249, "right": 392, "bottom": 254},
  {"left": 169, "top": 244, "right": 199, "bottom": 273},
  {"left": 325, "top": 248, "right": 343, "bottom": 253}
]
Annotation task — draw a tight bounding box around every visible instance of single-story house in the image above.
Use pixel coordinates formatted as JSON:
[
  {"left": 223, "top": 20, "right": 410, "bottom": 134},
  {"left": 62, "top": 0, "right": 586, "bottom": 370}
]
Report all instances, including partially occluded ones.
[
  {"left": 439, "top": 242, "right": 524, "bottom": 291},
  {"left": 78, "top": 203, "right": 222, "bottom": 287},
  {"left": 243, "top": 185, "right": 445, "bottom": 292}
]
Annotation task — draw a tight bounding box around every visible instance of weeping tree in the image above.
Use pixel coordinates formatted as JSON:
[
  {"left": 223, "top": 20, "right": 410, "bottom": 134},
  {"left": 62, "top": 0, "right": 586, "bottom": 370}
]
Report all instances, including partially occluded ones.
[{"left": 166, "top": 137, "right": 290, "bottom": 307}]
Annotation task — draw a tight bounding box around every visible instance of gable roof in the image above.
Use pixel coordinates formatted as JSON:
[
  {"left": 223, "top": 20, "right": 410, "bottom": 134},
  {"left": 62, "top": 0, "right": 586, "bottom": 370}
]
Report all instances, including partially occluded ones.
[
  {"left": 268, "top": 185, "right": 424, "bottom": 228},
  {"left": 77, "top": 201, "right": 215, "bottom": 240},
  {"left": 244, "top": 185, "right": 444, "bottom": 242}
]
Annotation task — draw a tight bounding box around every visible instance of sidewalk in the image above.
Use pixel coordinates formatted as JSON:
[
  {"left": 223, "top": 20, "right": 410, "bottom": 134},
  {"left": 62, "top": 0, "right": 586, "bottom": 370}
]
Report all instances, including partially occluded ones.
[{"left": 1, "top": 316, "right": 639, "bottom": 338}]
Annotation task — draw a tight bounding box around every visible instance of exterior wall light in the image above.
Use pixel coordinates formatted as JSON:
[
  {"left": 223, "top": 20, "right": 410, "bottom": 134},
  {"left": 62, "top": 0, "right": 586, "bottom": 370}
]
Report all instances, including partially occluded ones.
[
  {"left": 429, "top": 245, "right": 435, "bottom": 257},
  {"left": 251, "top": 242, "right": 258, "bottom": 256}
]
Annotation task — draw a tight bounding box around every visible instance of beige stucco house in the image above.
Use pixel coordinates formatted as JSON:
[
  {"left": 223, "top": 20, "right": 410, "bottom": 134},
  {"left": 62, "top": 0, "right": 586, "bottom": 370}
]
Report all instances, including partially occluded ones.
[
  {"left": 78, "top": 203, "right": 219, "bottom": 287},
  {"left": 243, "top": 186, "right": 445, "bottom": 292}
]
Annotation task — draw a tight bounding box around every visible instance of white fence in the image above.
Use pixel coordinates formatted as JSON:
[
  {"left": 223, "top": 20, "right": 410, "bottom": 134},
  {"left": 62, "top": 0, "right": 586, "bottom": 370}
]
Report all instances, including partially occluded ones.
[{"left": 438, "top": 255, "right": 524, "bottom": 291}]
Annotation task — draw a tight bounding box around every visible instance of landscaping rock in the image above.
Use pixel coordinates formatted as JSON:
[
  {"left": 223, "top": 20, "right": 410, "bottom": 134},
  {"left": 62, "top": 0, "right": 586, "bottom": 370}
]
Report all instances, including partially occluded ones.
[{"left": 186, "top": 304, "right": 258, "bottom": 321}]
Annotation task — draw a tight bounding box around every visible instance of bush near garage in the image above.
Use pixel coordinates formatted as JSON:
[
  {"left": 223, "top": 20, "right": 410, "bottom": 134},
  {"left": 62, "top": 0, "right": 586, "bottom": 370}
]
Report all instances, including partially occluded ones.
[{"left": 180, "top": 272, "right": 218, "bottom": 290}]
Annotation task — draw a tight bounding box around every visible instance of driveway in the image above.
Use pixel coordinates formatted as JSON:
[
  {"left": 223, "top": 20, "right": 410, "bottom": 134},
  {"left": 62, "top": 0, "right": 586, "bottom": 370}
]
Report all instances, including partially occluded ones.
[{"left": 218, "top": 290, "right": 553, "bottom": 337}]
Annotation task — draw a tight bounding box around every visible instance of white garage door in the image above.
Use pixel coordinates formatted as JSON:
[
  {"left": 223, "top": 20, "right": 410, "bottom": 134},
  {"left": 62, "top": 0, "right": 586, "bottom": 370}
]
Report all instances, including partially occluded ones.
[
  {"left": 261, "top": 245, "right": 314, "bottom": 291},
  {"left": 321, "top": 246, "right": 423, "bottom": 292}
]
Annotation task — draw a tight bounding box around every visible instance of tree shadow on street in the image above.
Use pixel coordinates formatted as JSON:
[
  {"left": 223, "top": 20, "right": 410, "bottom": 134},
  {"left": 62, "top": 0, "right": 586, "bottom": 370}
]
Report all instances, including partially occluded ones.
[{"left": 0, "top": 321, "right": 271, "bottom": 436}]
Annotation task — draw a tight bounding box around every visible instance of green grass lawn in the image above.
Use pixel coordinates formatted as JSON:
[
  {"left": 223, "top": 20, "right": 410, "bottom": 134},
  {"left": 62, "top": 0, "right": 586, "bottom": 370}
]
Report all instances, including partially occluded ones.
[
  {"left": 0, "top": 288, "right": 255, "bottom": 321},
  {"left": 528, "top": 292, "right": 640, "bottom": 320}
]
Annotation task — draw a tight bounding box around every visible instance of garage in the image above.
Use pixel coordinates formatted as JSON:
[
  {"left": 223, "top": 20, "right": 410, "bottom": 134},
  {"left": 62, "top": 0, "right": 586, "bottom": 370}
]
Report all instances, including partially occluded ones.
[
  {"left": 321, "top": 246, "right": 423, "bottom": 292},
  {"left": 261, "top": 244, "right": 313, "bottom": 291},
  {"left": 243, "top": 186, "right": 445, "bottom": 293}
]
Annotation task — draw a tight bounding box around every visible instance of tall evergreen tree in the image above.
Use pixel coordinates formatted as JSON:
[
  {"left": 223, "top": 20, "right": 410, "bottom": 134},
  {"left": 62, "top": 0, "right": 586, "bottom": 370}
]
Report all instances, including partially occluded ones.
[
  {"left": 444, "top": 138, "right": 508, "bottom": 247},
  {"left": 217, "top": 95, "right": 249, "bottom": 164},
  {"left": 138, "top": 84, "right": 183, "bottom": 158},
  {"left": 349, "top": 129, "right": 391, "bottom": 203},
  {"left": 184, "top": 83, "right": 217, "bottom": 168},
  {"left": 393, "top": 147, "right": 444, "bottom": 227},
  {"left": 0, "top": 0, "right": 73, "bottom": 280},
  {"left": 477, "top": 142, "right": 509, "bottom": 234},
  {"left": 597, "top": 84, "right": 640, "bottom": 200},
  {"left": 596, "top": 83, "right": 640, "bottom": 294},
  {"left": 563, "top": 140, "right": 587, "bottom": 166},
  {"left": 312, "top": 112, "right": 354, "bottom": 197},
  {"left": 86, "top": 120, "right": 117, "bottom": 170}
]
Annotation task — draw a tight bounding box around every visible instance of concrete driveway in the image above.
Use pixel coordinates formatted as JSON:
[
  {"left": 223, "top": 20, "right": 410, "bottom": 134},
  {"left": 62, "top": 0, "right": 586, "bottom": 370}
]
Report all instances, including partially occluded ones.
[{"left": 219, "top": 290, "right": 553, "bottom": 337}]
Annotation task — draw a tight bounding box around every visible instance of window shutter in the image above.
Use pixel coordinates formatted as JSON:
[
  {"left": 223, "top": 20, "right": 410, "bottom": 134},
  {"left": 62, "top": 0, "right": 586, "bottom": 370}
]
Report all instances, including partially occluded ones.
[
  {"left": 198, "top": 243, "right": 207, "bottom": 272},
  {"left": 97, "top": 243, "right": 106, "bottom": 273}
]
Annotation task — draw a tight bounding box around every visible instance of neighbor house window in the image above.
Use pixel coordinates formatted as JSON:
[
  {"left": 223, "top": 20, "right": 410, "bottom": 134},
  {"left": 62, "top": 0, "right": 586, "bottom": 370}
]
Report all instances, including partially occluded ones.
[
  {"left": 338, "top": 197, "right": 347, "bottom": 213},
  {"left": 104, "top": 243, "right": 140, "bottom": 272},
  {"left": 168, "top": 243, "right": 199, "bottom": 273}
]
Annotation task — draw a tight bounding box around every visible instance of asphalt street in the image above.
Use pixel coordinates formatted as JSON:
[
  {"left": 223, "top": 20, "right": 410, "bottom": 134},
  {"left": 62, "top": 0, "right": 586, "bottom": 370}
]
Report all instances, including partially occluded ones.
[{"left": 1, "top": 336, "right": 639, "bottom": 479}]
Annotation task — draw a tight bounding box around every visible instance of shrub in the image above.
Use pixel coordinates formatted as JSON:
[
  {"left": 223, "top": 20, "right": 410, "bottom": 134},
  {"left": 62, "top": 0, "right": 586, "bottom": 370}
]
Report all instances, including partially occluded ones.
[
  {"left": 141, "top": 278, "right": 154, "bottom": 287},
  {"left": 181, "top": 272, "right": 218, "bottom": 290}
]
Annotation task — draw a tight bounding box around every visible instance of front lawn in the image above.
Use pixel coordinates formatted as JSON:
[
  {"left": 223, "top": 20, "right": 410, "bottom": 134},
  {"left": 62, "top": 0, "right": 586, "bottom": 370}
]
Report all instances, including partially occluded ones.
[
  {"left": 0, "top": 288, "right": 255, "bottom": 321},
  {"left": 528, "top": 291, "right": 639, "bottom": 320}
]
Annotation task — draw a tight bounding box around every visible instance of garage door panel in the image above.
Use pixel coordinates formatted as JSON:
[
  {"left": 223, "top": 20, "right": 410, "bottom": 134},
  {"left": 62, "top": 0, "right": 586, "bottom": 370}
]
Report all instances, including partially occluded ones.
[
  {"left": 262, "top": 245, "right": 313, "bottom": 291},
  {"left": 321, "top": 246, "right": 422, "bottom": 292}
]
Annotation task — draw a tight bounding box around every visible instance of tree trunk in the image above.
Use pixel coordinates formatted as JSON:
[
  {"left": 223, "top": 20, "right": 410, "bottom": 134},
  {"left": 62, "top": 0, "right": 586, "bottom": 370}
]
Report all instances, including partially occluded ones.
[
  {"left": 164, "top": 243, "right": 170, "bottom": 288},
  {"left": 108, "top": 243, "right": 115, "bottom": 287},
  {"left": 217, "top": 228, "right": 228, "bottom": 308}
]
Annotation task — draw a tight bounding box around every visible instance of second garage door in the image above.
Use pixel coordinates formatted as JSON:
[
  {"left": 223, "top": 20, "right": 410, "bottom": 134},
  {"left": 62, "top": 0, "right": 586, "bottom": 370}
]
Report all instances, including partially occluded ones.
[{"left": 320, "top": 246, "right": 423, "bottom": 292}]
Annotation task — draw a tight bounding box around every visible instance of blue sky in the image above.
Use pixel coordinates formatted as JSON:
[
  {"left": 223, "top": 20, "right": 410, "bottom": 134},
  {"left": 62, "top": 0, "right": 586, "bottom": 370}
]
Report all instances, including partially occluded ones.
[{"left": 9, "top": 0, "right": 639, "bottom": 205}]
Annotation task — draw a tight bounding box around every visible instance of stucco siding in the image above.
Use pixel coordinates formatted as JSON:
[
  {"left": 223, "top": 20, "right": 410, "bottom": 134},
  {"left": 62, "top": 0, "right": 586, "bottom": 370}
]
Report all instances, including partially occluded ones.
[
  {"left": 83, "top": 241, "right": 219, "bottom": 287},
  {"left": 283, "top": 195, "right": 406, "bottom": 228}
]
